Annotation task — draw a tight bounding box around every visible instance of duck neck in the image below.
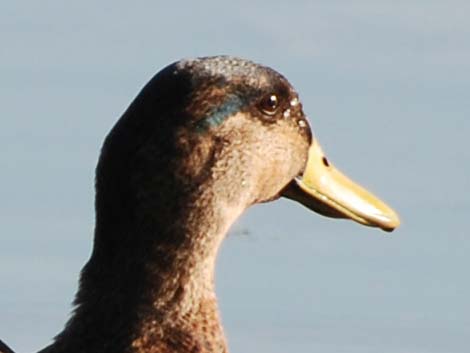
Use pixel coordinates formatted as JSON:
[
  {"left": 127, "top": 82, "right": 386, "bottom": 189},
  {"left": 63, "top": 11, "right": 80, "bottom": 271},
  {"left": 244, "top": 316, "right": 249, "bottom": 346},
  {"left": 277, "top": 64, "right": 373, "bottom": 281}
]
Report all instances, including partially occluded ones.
[
  {"left": 129, "top": 197, "right": 243, "bottom": 353},
  {"left": 52, "top": 185, "right": 244, "bottom": 353}
]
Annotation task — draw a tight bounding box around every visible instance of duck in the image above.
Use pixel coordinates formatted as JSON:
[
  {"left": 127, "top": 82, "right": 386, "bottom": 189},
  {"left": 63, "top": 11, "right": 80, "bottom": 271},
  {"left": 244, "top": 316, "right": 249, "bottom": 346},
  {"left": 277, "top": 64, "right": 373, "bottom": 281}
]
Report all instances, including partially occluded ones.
[{"left": 0, "top": 56, "right": 399, "bottom": 353}]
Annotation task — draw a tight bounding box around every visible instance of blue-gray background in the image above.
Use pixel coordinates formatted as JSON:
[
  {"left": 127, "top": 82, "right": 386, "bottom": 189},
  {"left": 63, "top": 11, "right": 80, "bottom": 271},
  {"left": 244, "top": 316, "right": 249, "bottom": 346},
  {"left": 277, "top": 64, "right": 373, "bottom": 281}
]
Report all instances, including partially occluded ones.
[{"left": 1, "top": 1, "right": 469, "bottom": 352}]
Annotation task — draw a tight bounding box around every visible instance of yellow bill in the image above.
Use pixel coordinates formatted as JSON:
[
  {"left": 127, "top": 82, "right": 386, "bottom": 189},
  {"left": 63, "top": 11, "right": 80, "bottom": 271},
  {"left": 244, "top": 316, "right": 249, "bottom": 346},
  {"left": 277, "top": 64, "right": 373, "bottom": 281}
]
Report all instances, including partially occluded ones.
[{"left": 283, "top": 140, "right": 400, "bottom": 232}]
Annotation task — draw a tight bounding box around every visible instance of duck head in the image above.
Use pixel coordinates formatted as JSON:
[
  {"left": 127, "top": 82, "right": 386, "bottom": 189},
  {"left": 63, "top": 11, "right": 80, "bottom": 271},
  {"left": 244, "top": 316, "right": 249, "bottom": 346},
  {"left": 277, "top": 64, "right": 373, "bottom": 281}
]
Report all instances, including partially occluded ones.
[{"left": 98, "top": 56, "right": 398, "bottom": 234}]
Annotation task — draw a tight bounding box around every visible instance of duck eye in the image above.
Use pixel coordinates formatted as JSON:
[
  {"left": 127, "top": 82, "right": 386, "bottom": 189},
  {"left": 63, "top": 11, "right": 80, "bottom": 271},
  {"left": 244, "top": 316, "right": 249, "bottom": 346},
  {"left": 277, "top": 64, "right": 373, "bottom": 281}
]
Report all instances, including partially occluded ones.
[{"left": 259, "top": 94, "right": 279, "bottom": 115}]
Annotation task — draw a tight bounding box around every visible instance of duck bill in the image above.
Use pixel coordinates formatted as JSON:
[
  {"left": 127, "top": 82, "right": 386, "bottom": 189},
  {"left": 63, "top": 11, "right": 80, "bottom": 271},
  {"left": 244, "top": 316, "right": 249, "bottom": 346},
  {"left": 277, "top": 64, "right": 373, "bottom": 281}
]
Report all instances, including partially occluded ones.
[{"left": 283, "top": 140, "right": 400, "bottom": 232}]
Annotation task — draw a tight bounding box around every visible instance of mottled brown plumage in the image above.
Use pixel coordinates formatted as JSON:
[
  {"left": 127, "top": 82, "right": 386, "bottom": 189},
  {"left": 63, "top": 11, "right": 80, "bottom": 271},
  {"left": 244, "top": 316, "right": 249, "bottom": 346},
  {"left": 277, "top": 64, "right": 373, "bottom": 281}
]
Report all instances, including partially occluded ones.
[{"left": 34, "top": 56, "right": 311, "bottom": 353}]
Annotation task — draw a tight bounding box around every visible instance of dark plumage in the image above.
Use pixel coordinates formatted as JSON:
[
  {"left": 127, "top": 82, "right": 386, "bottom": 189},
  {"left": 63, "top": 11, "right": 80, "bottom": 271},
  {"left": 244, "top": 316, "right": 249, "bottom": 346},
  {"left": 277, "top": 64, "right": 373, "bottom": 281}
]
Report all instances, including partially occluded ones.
[
  {"left": 0, "top": 340, "right": 14, "bottom": 353},
  {"left": 1, "top": 56, "right": 399, "bottom": 353}
]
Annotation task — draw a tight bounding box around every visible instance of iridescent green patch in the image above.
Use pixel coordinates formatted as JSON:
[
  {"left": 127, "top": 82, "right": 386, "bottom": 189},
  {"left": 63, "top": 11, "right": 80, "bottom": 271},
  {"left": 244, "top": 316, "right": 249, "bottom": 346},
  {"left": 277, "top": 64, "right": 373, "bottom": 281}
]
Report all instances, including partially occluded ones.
[{"left": 194, "top": 95, "right": 244, "bottom": 132}]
